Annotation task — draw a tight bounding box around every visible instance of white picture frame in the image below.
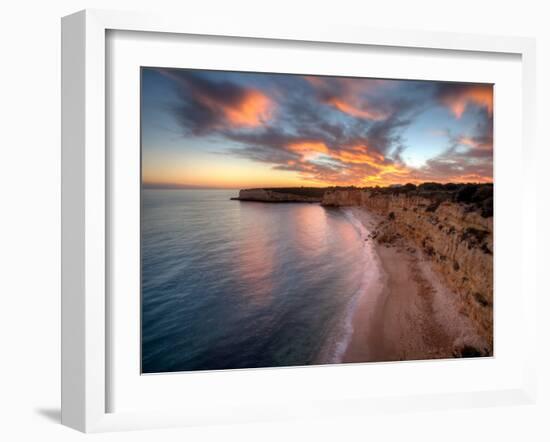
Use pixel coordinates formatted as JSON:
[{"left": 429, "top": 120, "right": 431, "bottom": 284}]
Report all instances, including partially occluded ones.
[{"left": 61, "top": 9, "right": 537, "bottom": 433}]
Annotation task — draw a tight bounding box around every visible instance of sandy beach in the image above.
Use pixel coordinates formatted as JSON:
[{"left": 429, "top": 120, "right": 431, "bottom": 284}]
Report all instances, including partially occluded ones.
[{"left": 342, "top": 208, "right": 483, "bottom": 363}]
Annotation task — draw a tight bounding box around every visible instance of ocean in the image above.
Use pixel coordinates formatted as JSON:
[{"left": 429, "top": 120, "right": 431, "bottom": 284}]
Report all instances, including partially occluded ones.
[{"left": 141, "top": 189, "right": 372, "bottom": 373}]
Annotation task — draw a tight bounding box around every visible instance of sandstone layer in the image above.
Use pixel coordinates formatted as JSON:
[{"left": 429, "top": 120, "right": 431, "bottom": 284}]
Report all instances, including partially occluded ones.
[{"left": 322, "top": 185, "right": 493, "bottom": 353}]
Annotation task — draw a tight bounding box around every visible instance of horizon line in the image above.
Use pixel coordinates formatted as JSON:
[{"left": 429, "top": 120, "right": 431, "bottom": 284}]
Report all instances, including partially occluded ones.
[{"left": 142, "top": 181, "right": 494, "bottom": 190}]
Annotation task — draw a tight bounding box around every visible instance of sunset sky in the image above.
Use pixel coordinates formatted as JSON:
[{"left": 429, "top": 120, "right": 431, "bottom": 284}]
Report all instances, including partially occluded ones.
[{"left": 141, "top": 68, "right": 493, "bottom": 188}]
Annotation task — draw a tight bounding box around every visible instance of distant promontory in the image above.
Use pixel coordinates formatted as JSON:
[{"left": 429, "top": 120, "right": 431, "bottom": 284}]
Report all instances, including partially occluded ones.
[{"left": 231, "top": 187, "right": 327, "bottom": 203}]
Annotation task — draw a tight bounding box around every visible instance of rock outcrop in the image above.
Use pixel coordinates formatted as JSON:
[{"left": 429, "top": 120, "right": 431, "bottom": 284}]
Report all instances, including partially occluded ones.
[
  {"left": 232, "top": 188, "right": 324, "bottom": 203},
  {"left": 322, "top": 185, "right": 493, "bottom": 351}
]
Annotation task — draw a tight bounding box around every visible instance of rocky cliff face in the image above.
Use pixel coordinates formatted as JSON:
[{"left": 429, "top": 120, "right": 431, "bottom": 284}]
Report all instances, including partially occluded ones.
[
  {"left": 322, "top": 187, "right": 493, "bottom": 350},
  {"left": 235, "top": 188, "right": 322, "bottom": 203}
]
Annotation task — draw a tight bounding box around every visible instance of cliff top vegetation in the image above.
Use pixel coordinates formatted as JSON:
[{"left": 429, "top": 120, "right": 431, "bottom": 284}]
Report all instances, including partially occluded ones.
[{"left": 253, "top": 183, "right": 492, "bottom": 217}]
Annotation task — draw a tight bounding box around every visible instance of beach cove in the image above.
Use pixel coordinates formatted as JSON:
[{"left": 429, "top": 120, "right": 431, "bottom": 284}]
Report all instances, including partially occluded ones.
[
  {"left": 342, "top": 208, "right": 487, "bottom": 363},
  {"left": 234, "top": 183, "right": 494, "bottom": 363}
]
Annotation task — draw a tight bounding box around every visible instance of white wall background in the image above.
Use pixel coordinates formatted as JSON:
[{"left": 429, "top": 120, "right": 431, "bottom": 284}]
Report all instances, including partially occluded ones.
[{"left": 0, "top": 1, "right": 547, "bottom": 441}]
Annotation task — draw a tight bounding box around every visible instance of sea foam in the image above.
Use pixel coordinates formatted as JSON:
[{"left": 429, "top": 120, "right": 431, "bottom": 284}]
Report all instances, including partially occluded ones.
[{"left": 324, "top": 208, "right": 385, "bottom": 363}]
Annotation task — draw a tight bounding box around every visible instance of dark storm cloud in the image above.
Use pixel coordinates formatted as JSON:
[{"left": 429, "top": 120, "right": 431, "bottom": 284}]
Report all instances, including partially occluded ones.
[
  {"left": 304, "top": 76, "right": 397, "bottom": 121},
  {"left": 415, "top": 149, "right": 493, "bottom": 182},
  {"left": 217, "top": 75, "right": 430, "bottom": 184},
  {"left": 156, "top": 68, "right": 273, "bottom": 135},
  {"left": 148, "top": 67, "right": 493, "bottom": 185},
  {"left": 434, "top": 82, "right": 493, "bottom": 118},
  {"left": 363, "top": 114, "right": 412, "bottom": 157},
  {"left": 463, "top": 110, "right": 494, "bottom": 151},
  {"left": 217, "top": 77, "right": 420, "bottom": 166}
]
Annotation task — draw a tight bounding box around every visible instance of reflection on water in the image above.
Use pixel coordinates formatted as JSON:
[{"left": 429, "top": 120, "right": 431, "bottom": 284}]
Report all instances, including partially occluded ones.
[
  {"left": 141, "top": 189, "right": 368, "bottom": 373},
  {"left": 237, "top": 205, "right": 276, "bottom": 307}
]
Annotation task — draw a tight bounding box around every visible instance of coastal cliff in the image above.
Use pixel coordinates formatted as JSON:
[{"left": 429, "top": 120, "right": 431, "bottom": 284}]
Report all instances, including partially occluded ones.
[
  {"left": 233, "top": 187, "right": 325, "bottom": 203},
  {"left": 232, "top": 183, "right": 494, "bottom": 356},
  {"left": 322, "top": 184, "right": 493, "bottom": 351}
]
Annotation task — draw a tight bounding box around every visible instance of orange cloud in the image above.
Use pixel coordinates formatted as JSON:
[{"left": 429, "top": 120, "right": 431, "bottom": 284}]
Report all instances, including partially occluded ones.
[
  {"left": 332, "top": 145, "right": 386, "bottom": 166},
  {"left": 288, "top": 142, "right": 414, "bottom": 187},
  {"left": 458, "top": 136, "right": 491, "bottom": 151},
  {"left": 357, "top": 162, "right": 412, "bottom": 185},
  {"left": 440, "top": 84, "right": 493, "bottom": 118},
  {"left": 198, "top": 88, "right": 272, "bottom": 128},
  {"left": 223, "top": 90, "right": 272, "bottom": 127},
  {"left": 326, "top": 97, "right": 389, "bottom": 121},
  {"left": 287, "top": 141, "right": 329, "bottom": 160},
  {"left": 158, "top": 68, "right": 274, "bottom": 130},
  {"left": 304, "top": 76, "right": 391, "bottom": 121}
]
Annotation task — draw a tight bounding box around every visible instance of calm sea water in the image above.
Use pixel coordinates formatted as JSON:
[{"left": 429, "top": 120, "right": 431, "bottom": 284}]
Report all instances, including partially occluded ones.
[{"left": 141, "top": 189, "right": 370, "bottom": 373}]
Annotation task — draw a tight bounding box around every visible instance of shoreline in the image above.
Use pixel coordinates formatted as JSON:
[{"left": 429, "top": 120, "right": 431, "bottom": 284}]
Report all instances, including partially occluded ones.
[{"left": 341, "top": 207, "right": 485, "bottom": 363}]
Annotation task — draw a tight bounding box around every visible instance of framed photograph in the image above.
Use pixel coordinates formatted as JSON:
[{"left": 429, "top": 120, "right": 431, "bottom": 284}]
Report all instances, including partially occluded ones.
[{"left": 61, "top": 9, "right": 537, "bottom": 432}]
